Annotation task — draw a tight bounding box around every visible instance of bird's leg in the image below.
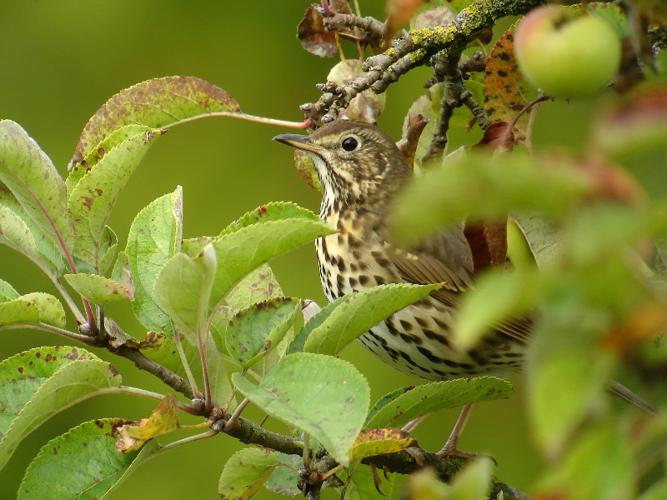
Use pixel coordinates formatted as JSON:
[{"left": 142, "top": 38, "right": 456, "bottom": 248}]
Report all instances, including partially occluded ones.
[{"left": 436, "top": 403, "right": 476, "bottom": 459}]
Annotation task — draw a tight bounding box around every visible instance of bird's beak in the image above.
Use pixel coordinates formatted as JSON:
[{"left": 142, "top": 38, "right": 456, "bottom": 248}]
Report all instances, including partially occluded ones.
[{"left": 272, "top": 133, "right": 324, "bottom": 155}]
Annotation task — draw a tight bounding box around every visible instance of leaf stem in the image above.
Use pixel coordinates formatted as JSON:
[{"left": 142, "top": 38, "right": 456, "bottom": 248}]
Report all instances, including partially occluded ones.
[
  {"left": 158, "top": 429, "right": 218, "bottom": 453},
  {"left": 0, "top": 322, "right": 96, "bottom": 343},
  {"left": 51, "top": 278, "right": 85, "bottom": 324},
  {"left": 223, "top": 397, "right": 250, "bottom": 432},
  {"left": 173, "top": 330, "right": 201, "bottom": 397}
]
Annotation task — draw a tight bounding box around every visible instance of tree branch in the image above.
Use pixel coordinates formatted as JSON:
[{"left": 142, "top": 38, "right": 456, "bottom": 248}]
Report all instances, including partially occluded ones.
[
  {"left": 205, "top": 410, "right": 526, "bottom": 499},
  {"left": 111, "top": 345, "right": 195, "bottom": 400},
  {"left": 302, "top": 0, "right": 546, "bottom": 123}
]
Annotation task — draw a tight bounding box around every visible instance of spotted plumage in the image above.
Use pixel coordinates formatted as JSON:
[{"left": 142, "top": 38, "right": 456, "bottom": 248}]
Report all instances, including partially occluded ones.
[{"left": 275, "top": 120, "right": 526, "bottom": 380}]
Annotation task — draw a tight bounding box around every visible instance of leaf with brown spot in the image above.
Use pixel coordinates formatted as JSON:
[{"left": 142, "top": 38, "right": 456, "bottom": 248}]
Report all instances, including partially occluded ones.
[
  {"left": 0, "top": 346, "right": 121, "bottom": 469},
  {"left": 115, "top": 395, "right": 180, "bottom": 453},
  {"left": 297, "top": 4, "right": 338, "bottom": 58},
  {"left": 71, "top": 76, "right": 240, "bottom": 166},
  {"left": 484, "top": 28, "right": 534, "bottom": 144},
  {"left": 18, "top": 419, "right": 159, "bottom": 499},
  {"left": 349, "top": 428, "right": 416, "bottom": 461}
]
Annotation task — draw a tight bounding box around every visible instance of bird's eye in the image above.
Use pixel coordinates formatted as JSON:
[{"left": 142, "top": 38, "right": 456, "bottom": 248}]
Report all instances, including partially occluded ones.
[{"left": 341, "top": 136, "right": 359, "bottom": 152}]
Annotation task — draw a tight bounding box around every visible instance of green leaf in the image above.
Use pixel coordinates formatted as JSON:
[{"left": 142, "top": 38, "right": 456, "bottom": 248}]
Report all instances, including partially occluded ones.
[
  {"left": 219, "top": 201, "right": 321, "bottom": 236},
  {"left": 233, "top": 353, "right": 370, "bottom": 465},
  {"left": 527, "top": 307, "right": 615, "bottom": 457},
  {"left": 18, "top": 419, "right": 159, "bottom": 500},
  {"left": 0, "top": 120, "right": 73, "bottom": 259},
  {"left": 365, "top": 377, "right": 512, "bottom": 429},
  {"left": 99, "top": 225, "right": 119, "bottom": 277},
  {"left": 366, "top": 386, "right": 415, "bottom": 426},
  {"left": 265, "top": 453, "right": 302, "bottom": 497},
  {"left": 511, "top": 214, "right": 561, "bottom": 268},
  {"left": 536, "top": 422, "right": 634, "bottom": 500},
  {"left": 447, "top": 457, "right": 494, "bottom": 499},
  {"left": 0, "top": 346, "right": 122, "bottom": 469},
  {"left": 0, "top": 203, "right": 59, "bottom": 277},
  {"left": 288, "top": 296, "right": 343, "bottom": 354},
  {"left": 210, "top": 264, "right": 284, "bottom": 339},
  {"left": 125, "top": 187, "right": 182, "bottom": 333},
  {"left": 225, "top": 297, "right": 300, "bottom": 368},
  {"left": 452, "top": 268, "right": 544, "bottom": 351},
  {"left": 303, "top": 284, "right": 441, "bottom": 356},
  {"left": 218, "top": 447, "right": 278, "bottom": 499},
  {"left": 210, "top": 211, "right": 333, "bottom": 307},
  {"left": 68, "top": 127, "right": 162, "bottom": 269},
  {"left": 0, "top": 187, "right": 65, "bottom": 276},
  {"left": 0, "top": 292, "right": 65, "bottom": 327},
  {"left": 71, "top": 76, "right": 240, "bottom": 165},
  {"left": 0, "top": 278, "right": 19, "bottom": 302},
  {"left": 137, "top": 331, "right": 200, "bottom": 381},
  {"left": 153, "top": 244, "right": 217, "bottom": 344},
  {"left": 64, "top": 273, "right": 133, "bottom": 305},
  {"left": 390, "top": 152, "right": 592, "bottom": 246}
]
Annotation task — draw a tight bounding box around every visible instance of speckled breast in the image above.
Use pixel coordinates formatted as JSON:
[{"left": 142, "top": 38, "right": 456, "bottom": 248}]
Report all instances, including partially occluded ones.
[{"left": 315, "top": 205, "right": 524, "bottom": 381}]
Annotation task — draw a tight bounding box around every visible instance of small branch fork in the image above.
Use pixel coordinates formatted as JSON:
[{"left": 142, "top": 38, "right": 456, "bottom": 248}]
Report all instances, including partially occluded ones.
[{"left": 301, "top": 0, "right": 546, "bottom": 124}]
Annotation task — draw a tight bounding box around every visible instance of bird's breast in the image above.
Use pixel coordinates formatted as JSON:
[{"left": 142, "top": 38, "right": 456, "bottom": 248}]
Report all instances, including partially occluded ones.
[{"left": 315, "top": 208, "right": 397, "bottom": 302}]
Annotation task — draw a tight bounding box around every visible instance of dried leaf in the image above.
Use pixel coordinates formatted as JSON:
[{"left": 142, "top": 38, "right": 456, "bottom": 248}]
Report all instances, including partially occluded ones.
[
  {"left": 298, "top": 5, "right": 337, "bottom": 58},
  {"left": 115, "top": 395, "right": 180, "bottom": 452},
  {"left": 464, "top": 222, "right": 507, "bottom": 273},
  {"left": 397, "top": 112, "right": 428, "bottom": 170}
]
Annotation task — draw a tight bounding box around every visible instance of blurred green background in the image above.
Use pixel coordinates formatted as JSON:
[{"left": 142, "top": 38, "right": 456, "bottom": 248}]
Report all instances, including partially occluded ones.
[{"left": 0, "top": 1, "right": 604, "bottom": 497}]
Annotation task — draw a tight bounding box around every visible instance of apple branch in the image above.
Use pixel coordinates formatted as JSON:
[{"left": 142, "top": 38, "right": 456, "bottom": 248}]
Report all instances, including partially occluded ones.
[{"left": 302, "top": 0, "right": 546, "bottom": 123}]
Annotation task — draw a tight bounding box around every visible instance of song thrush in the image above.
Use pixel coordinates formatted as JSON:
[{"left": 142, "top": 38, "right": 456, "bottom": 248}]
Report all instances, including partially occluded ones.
[{"left": 273, "top": 120, "right": 653, "bottom": 454}]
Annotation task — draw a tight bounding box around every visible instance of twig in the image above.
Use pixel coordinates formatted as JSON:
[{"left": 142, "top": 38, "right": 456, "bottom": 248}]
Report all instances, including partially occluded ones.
[
  {"left": 424, "top": 56, "right": 466, "bottom": 161},
  {"left": 498, "top": 93, "right": 549, "bottom": 151},
  {"left": 458, "top": 51, "right": 487, "bottom": 74},
  {"left": 302, "top": 0, "right": 546, "bottom": 123},
  {"left": 322, "top": 13, "right": 385, "bottom": 48}
]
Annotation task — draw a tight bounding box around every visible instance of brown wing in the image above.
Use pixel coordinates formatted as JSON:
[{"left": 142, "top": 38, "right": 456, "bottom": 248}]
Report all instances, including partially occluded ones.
[{"left": 384, "top": 227, "right": 531, "bottom": 344}]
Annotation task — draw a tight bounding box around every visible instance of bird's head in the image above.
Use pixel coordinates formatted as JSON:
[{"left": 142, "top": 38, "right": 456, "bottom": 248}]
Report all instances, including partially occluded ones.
[{"left": 274, "top": 120, "right": 409, "bottom": 206}]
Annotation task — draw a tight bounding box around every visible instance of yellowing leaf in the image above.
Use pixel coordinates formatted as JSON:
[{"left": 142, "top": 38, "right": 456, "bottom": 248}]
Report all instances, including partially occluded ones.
[
  {"left": 115, "top": 396, "right": 180, "bottom": 452},
  {"left": 349, "top": 428, "right": 416, "bottom": 462}
]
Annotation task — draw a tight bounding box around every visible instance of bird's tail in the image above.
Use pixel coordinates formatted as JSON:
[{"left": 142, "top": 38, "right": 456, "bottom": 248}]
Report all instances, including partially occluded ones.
[{"left": 609, "top": 381, "right": 657, "bottom": 415}]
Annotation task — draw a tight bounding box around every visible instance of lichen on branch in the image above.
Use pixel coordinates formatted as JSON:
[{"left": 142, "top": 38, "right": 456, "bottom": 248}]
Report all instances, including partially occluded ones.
[{"left": 302, "top": 0, "right": 546, "bottom": 123}]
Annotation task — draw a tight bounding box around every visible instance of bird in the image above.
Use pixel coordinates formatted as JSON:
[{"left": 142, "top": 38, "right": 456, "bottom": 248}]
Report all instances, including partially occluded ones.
[{"left": 273, "top": 119, "right": 654, "bottom": 456}]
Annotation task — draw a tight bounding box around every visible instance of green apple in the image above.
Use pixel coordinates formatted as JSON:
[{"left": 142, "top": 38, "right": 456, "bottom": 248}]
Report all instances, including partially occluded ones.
[{"left": 515, "top": 6, "right": 621, "bottom": 99}]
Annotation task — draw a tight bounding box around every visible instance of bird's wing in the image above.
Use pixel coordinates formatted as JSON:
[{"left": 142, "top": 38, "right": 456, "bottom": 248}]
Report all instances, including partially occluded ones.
[{"left": 384, "top": 227, "right": 532, "bottom": 344}]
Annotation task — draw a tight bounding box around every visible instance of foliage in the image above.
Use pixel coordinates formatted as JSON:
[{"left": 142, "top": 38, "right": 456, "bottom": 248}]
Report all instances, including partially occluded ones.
[{"left": 0, "top": 0, "right": 666, "bottom": 499}]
